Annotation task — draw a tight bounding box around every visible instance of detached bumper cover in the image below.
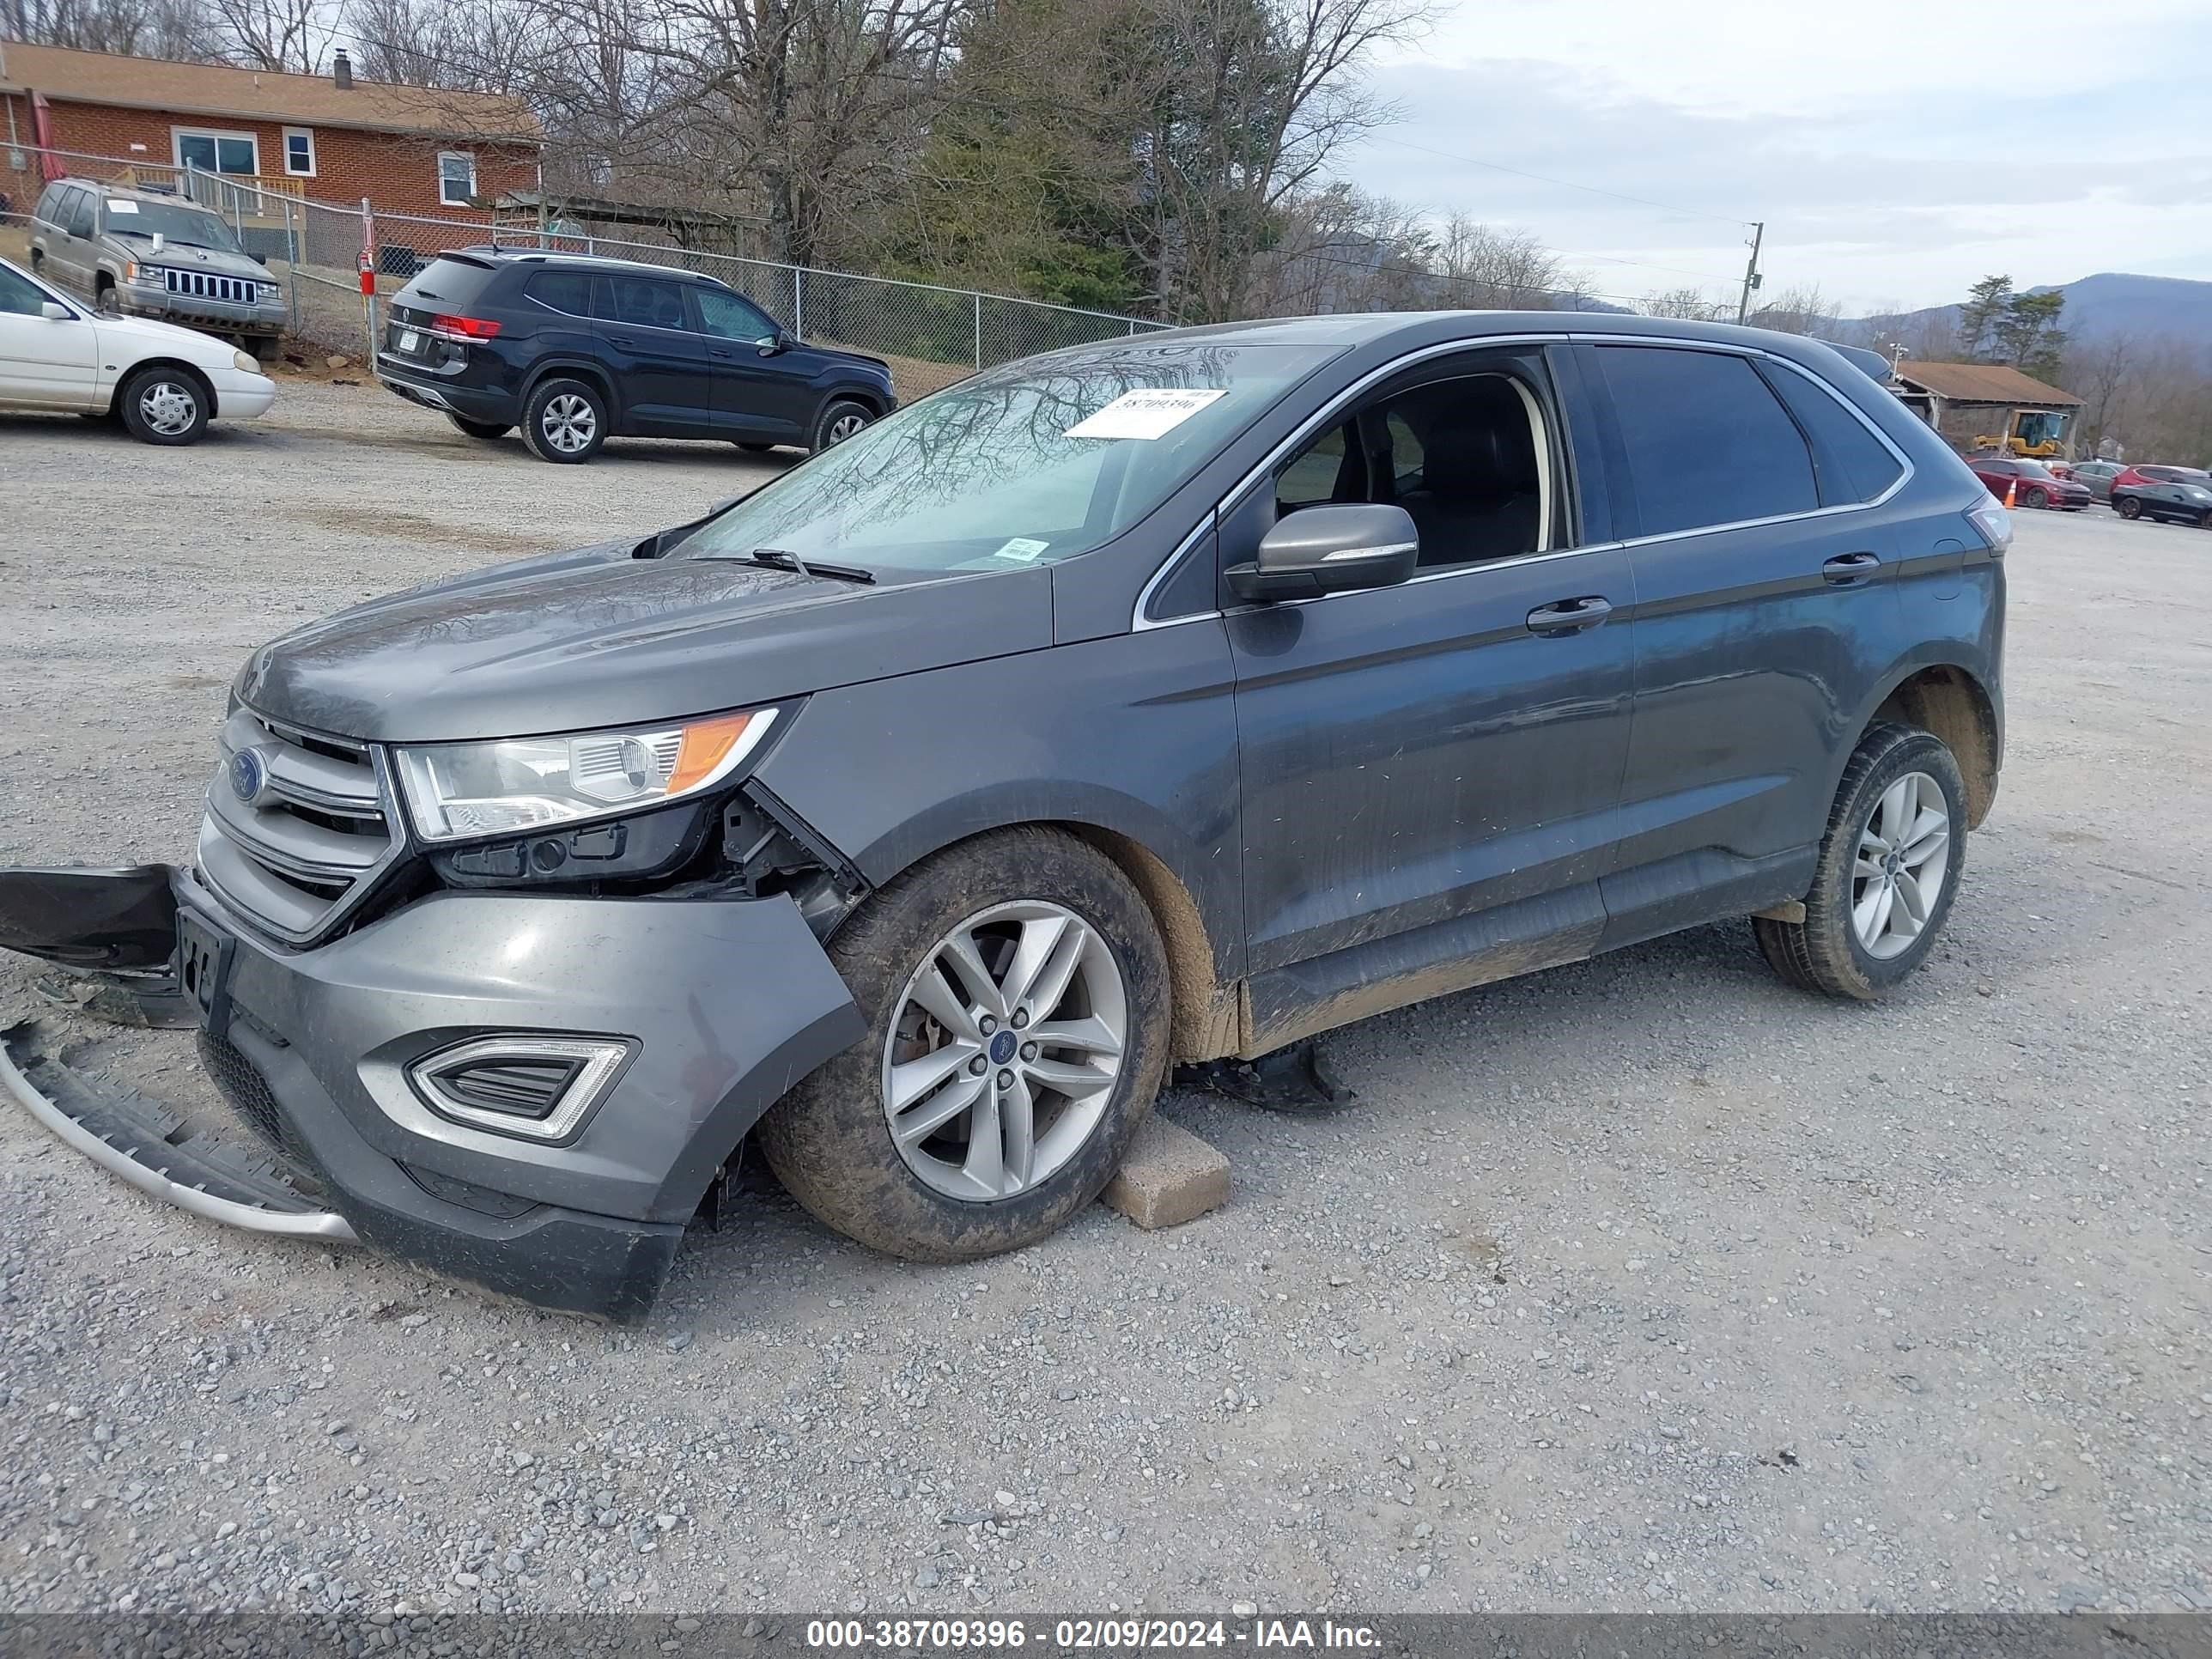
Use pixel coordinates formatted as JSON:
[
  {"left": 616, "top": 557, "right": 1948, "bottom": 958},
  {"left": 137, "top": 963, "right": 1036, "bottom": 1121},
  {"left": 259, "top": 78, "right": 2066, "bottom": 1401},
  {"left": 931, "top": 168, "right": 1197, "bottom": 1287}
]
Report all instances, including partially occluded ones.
[{"left": 0, "top": 866, "right": 865, "bottom": 1317}]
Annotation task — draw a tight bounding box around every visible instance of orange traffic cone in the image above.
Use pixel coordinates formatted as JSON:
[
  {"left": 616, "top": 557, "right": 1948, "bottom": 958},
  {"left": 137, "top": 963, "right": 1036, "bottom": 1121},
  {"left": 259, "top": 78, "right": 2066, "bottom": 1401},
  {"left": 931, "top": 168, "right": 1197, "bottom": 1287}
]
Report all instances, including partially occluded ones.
[{"left": 2004, "top": 475, "right": 2018, "bottom": 509}]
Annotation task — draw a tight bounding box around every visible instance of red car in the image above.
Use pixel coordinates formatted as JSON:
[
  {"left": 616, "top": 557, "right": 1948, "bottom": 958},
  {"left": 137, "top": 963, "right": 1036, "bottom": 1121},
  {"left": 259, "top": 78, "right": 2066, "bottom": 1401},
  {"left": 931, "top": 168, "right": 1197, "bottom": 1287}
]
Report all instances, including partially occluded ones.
[{"left": 1966, "top": 455, "right": 2093, "bottom": 511}]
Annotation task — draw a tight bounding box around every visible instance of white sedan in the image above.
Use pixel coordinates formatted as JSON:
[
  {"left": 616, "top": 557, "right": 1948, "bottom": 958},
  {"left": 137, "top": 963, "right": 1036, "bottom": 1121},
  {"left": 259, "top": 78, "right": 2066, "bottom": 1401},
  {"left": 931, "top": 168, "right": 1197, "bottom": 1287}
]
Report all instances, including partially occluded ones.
[{"left": 0, "top": 254, "right": 275, "bottom": 445}]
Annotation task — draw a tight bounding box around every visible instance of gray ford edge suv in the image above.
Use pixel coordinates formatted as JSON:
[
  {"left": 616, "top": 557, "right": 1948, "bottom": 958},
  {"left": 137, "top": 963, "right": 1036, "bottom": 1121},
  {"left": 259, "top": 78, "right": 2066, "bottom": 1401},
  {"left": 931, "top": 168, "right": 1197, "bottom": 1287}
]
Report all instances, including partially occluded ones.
[{"left": 0, "top": 313, "right": 2007, "bottom": 1318}]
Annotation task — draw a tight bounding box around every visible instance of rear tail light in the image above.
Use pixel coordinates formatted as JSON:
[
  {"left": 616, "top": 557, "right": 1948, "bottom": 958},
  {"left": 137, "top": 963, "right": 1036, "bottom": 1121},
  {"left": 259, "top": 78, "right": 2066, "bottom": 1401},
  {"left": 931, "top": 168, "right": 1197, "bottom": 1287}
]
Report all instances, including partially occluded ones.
[
  {"left": 1965, "top": 499, "right": 2012, "bottom": 557},
  {"left": 427, "top": 313, "right": 501, "bottom": 342}
]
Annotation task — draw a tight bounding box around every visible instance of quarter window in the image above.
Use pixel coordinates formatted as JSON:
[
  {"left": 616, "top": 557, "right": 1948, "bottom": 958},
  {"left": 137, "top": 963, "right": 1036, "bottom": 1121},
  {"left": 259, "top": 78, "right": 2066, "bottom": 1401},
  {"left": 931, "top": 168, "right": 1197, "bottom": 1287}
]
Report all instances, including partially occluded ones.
[
  {"left": 1595, "top": 346, "right": 1819, "bottom": 537},
  {"left": 524, "top": 270, "right": 593, "bottom": 316},
  {"left": 438, "top": 151, "right": 477, "bottom": 206},
  {"left": 1759, "top": 362, "right": 1905, "bottom": 505}
]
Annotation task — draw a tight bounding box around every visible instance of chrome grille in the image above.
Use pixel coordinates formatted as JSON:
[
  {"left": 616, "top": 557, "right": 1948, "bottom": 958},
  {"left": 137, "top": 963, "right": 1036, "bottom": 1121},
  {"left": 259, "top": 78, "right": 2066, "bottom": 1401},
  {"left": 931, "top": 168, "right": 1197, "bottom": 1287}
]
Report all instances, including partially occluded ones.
[
  {"left": 161, "top": 267, "right": 258, "bottom": 306},
  {"left": 199, "top": 709, "right": 398, "bottom": 942}
]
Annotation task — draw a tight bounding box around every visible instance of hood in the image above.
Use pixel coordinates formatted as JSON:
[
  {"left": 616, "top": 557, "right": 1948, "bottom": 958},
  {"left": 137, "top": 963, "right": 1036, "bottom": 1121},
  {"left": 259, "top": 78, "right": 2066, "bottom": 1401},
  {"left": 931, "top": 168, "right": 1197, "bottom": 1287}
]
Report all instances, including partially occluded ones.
[
  {"left": 234, "top": 544, "right": 1054, "bottom": 744},
  {"left": 90, "top": 309, "right": 246, "bottom": 363},
  {"left": 122, "top": 237, "right": 270, "bottom": 284}
]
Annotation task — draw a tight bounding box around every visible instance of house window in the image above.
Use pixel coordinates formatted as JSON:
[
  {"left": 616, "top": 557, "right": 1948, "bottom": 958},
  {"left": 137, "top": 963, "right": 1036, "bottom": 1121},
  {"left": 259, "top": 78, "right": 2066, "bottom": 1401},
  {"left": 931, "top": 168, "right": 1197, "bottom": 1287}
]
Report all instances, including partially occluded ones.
[
  {"left": 173, "top": 128, "right": 259, "bottom": 177},
  {"left": 283, "top": 127, "right": 316, "bottom": 177},
  {"left": 438, "top": 151, "right": 477, "bottom": 206}
]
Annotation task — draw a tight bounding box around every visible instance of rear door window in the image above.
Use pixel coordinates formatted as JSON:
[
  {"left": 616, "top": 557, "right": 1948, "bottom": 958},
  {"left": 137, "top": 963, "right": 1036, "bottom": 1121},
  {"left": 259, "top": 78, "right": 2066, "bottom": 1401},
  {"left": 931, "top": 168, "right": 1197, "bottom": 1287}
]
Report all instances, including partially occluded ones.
[
  {"left": 596, "top": 276, "right": 691, "bottom": 331},
  {"left": 1596, "top": 346, "right": 1819, "bottom": 537}
]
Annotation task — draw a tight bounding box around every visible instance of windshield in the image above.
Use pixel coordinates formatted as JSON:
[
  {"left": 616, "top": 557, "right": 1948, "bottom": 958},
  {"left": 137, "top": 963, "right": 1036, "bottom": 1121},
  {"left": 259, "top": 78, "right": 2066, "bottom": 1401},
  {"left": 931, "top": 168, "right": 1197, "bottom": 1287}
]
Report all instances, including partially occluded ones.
[
  {"left": 101, "top": 198, "right": 241, "bottom": 253},
  {"left": 680, "top": 342, "right": 1334, "bottom": 573}
]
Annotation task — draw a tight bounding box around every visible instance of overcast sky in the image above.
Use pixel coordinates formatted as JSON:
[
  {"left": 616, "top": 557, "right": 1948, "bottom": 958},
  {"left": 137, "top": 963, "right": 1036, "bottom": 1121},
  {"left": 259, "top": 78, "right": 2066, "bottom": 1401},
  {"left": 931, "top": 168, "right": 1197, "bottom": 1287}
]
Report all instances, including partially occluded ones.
[{"left": 1346, "top": 0, "right": 2212, "bottom": 315}]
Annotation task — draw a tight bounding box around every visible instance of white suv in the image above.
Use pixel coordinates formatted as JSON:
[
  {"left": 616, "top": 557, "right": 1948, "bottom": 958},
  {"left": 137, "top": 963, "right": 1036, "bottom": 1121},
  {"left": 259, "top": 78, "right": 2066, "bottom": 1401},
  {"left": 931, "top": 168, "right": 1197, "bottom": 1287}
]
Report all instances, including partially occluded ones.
[{"left": 0, "top": 254, "right": 276, "bottom": 445}]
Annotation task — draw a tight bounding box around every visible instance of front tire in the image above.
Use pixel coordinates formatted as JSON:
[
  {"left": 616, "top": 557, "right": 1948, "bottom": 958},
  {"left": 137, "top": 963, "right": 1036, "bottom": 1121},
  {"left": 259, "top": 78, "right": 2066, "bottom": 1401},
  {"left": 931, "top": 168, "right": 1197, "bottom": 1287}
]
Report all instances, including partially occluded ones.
[
  {"left": 755, "top": 828, "right": 1170, "bottom": 1261},
  {"left": 447, "top": 414, "right": 514, "bottom": 441},
  {"left": 806, "top": 397, "right": 872, "bottom": 454},
  {"left": 2022, "top": 486, "right": 2048, "bottom": 509},
  {"left": 521, "top": 377, "right": 606, "bottom": 463},
  {"left": 117, "top": 364, "right": 209, "bottom": 446},
  {"left": 1753, "top": 723, "right": 1966, "bottom": 1001}
]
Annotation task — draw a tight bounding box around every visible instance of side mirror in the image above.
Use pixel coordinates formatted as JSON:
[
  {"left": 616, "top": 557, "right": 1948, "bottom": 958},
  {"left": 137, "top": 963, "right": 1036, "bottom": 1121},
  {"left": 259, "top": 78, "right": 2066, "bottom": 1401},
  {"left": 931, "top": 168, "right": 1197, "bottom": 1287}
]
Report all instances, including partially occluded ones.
[
  {"left": 757, "top": 331, "right": 788, "bottom": 357},
  {"left": 40, "top": 301, "right": 70, "bottom": 321},
  {"left": 1225, "top": 503, "right": 1419, "bottom": 604}
]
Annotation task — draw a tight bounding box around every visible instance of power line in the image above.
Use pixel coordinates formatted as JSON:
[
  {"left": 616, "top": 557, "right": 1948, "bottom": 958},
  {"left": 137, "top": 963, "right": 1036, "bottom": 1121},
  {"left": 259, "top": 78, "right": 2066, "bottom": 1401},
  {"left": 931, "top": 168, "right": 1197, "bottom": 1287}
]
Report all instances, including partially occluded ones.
[{"left": 1367, "top": 135, "right": 1754, "bottom": 228}]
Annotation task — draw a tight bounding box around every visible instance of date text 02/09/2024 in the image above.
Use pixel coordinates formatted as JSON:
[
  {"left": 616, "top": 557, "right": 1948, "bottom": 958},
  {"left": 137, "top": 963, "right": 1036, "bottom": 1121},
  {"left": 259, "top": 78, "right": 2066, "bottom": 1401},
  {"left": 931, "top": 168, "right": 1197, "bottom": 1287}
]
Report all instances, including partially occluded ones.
[{"left": 802, "top": 1618, "right": 1382, "bottom": 1650}]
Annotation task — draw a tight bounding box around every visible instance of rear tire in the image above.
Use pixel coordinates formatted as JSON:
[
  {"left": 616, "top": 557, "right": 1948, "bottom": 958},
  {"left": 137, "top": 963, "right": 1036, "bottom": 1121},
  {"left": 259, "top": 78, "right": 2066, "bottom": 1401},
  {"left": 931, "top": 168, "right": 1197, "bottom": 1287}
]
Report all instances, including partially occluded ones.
[
  {"left": 447, "top": 414, "right": 514, "bottom": 441},
  {"left": 755, "top": 828, "right": 1170, "bottom": 1261},
  {"left": 806, "top": 397, "right": 872, "bottom": 454},
  {"left": 117, "top": 364, "right": 209, "bottom": 446},
  {"left": 2117, "top": 496, "right": 2142, "bottom": 520},
  {"left": 1753, "top": 723, "right": 1966, "bottom": 1001},
  {"left": 520, "top": 377, "right": 605, "bottom": 464}
]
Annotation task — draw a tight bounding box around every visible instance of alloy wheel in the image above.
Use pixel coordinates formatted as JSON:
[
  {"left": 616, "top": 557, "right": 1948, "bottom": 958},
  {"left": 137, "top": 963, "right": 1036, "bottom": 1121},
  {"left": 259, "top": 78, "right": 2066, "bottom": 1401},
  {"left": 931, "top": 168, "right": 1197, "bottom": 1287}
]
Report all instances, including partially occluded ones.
[
  {"left": 137, "top": 380, "right": 198, "bottom": 437},
  {"left": 825, "top": 412, "right": 867, "bottom": 445},
  {"left": 541, "top": 394, "right": 598, "bottom": 454},
  {"left": 1850, "top": 770, "right": 1951, "bottom": 960},
  {"left": 879, "top": 900, "right": 1127, "bottom": 1202}
]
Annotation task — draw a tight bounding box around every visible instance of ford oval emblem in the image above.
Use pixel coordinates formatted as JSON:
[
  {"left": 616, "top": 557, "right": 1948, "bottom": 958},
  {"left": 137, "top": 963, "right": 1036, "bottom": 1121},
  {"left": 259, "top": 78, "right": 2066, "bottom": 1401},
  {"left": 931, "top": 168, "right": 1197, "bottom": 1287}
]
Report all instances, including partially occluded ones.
[{"left": 228, "top": 747, "right": 270, "bottom": 805}]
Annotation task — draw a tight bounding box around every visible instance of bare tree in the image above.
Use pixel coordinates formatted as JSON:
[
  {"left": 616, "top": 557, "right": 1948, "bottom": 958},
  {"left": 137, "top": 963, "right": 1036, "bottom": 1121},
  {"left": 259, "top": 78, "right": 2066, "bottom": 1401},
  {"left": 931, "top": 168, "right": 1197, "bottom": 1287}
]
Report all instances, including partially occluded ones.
[
  {"left": 1432, "top": 216, "right": 1570, "bottom": 307},
  {"left": 1125, "top": 0, "right": 1434, "bottom": 321},
  {"left": 1747, "top": 282, "right": 1832, "bottom": 336},
  {"left": 1640, "top": 286, "right": 1729, "bottom": 321},
  {"left": 521, "top": 0, "right": 964, "bottom": 269},
  {"left": 188, "top": 0, "right": 338, "bottom": 70},
  {"left": 1, "top": 0, "right": 204, "bottom": 58}
]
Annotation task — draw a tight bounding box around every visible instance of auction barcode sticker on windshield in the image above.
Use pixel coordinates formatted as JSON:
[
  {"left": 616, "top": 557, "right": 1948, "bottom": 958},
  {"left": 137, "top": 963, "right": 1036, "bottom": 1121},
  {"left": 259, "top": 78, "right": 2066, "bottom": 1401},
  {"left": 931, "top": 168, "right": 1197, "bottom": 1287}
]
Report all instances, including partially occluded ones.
[{"left": 1066, "top": 387, "right": 1227, "bottom": 441}]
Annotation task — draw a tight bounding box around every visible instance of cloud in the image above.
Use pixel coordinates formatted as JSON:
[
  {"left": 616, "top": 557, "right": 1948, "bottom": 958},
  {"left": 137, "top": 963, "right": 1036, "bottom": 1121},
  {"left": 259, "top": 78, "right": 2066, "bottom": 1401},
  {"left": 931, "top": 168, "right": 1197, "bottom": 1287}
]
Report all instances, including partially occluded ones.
[{"left": 1341, "top": 4, "right": 2212, "bottom": 312}]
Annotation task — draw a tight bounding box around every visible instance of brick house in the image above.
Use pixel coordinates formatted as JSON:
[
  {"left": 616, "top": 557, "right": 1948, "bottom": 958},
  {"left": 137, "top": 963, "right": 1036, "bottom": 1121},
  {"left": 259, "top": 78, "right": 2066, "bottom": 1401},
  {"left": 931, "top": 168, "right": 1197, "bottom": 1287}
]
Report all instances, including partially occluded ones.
[{"left": 0, "top": 40, "right": 540, "bottom": 226}]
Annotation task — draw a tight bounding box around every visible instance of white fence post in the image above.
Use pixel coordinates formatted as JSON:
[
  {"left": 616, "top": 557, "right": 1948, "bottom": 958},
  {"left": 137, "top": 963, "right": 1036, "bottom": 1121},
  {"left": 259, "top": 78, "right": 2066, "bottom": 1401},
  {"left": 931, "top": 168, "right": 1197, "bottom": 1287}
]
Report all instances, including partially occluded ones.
[
  {"left": 793, "top": 268, "right": 804, "bottom": 338},
  {"left": 974, "top": 293, "right": 983, "bottom": 369}
]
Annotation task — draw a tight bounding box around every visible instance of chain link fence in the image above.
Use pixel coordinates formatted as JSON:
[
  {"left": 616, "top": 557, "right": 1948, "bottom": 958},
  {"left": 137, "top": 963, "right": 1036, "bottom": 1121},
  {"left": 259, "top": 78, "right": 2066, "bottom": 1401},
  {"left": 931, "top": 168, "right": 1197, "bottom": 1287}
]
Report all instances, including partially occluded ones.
[{"left": 9, "top": 147, "right": 1160, "bottom": 396}]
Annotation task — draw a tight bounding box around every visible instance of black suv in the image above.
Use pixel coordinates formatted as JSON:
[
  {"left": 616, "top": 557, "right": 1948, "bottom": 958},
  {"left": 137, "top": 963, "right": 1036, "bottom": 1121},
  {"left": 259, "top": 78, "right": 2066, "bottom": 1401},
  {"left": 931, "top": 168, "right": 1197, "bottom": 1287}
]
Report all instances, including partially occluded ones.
[{"left": 375, "top": 247, "right": 897, "bottom": 463}]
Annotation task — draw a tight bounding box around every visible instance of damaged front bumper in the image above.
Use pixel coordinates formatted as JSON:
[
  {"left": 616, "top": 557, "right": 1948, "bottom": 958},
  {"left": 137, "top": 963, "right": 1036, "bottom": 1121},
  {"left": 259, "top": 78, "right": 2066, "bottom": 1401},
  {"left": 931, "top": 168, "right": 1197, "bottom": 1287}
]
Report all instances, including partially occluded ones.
[{"left": 0, "top": 864, "right": 863, "bottom": 1318}]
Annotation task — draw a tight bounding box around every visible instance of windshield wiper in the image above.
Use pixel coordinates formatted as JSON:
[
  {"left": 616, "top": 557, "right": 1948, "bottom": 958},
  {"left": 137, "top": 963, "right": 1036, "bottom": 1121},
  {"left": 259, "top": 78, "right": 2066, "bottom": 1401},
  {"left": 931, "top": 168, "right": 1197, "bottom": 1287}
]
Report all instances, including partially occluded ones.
[{"left": 744, "top": 546, "right": 874, "bottom": 585}]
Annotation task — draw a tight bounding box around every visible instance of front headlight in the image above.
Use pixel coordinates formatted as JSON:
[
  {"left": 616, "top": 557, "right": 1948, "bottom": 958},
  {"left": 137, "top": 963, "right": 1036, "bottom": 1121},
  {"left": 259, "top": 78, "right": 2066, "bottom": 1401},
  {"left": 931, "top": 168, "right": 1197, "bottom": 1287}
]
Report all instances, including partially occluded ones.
[
  {"left": 231, "top": 349, "right": 260, "bottom": 374},
  {"left": 258, "top": 283, "right": 281, "bottom": 301},
  {"left": 393, "top": 708, "right": 780, "bottom": 843}
]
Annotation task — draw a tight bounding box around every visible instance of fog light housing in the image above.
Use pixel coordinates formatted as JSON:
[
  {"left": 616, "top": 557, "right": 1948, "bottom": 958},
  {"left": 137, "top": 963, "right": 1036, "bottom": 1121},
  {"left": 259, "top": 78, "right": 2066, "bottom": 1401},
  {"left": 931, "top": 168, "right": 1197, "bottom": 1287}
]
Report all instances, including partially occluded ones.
[{"left": 405, "top": 1035, "right": 634, "bottom": 1141}]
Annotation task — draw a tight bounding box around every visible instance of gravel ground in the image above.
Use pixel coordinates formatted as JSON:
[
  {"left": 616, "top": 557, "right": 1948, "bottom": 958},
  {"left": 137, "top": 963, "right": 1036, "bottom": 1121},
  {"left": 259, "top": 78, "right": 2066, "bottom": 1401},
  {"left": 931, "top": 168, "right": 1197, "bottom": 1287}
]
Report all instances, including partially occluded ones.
[{"left": 2, "top": 383, "right": 2209, "bottom": 1620}]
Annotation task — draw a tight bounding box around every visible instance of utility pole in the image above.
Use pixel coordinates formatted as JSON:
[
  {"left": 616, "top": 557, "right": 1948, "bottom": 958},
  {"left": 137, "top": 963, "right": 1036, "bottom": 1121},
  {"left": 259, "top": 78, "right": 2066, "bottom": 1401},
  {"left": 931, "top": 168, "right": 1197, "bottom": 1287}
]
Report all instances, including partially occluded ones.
[{"left": 1735, "top": 221, "right": 1765, "bottom": 325}]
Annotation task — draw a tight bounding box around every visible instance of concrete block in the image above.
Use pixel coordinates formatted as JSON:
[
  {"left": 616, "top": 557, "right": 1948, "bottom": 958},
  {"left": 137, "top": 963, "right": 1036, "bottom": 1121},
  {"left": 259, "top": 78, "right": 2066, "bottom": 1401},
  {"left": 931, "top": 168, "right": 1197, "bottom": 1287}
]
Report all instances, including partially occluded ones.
[{"left": 1102, "top": 1112, "right": 1229, "bottom": 1231}]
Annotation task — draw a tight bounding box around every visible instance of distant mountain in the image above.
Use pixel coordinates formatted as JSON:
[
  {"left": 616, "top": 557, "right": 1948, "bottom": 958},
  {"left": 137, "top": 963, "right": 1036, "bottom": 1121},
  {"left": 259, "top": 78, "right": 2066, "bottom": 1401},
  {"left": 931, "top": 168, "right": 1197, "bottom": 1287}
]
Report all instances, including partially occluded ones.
[{"left": 1850, "top": 273, "right": 2212, "bottom": 352}]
